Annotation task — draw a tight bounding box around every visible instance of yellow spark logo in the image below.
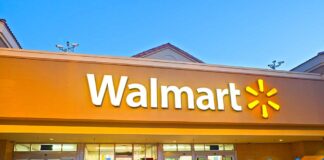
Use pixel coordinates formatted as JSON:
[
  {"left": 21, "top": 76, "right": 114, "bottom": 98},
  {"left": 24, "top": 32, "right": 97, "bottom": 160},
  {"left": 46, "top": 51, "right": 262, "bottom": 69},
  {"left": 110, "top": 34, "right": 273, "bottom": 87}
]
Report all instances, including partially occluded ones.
[{"left": 245, "top": 79, "right": 280, "bottom": 119}]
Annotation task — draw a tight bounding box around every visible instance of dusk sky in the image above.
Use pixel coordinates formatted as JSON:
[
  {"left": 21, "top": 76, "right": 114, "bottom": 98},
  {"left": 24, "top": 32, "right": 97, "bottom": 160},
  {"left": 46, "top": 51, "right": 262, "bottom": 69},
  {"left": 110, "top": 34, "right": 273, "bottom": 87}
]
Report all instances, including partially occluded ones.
[{"left": 1, "top": 0, "right": 324, "bottom": 70}]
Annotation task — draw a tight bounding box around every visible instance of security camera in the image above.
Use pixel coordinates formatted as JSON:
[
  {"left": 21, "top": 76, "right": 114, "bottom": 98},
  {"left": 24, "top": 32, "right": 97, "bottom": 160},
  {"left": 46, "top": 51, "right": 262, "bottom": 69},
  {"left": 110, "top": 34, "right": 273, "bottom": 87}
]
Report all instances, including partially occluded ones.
[
  {"left": 71, "top": 43, "right": 79, "bottom": 47},
  {"left": 56, "top": 41, "right": 79, "bottom": 52},
  {"left": 55, "top": 44, "right": 63, "bottom": 49}
]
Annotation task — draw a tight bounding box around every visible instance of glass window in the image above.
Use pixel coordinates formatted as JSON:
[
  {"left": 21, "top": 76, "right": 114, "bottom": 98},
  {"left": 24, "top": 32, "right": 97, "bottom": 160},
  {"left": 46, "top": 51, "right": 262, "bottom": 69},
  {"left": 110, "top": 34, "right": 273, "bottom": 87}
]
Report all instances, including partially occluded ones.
[
  {"left": 145, "top": 145, "right": 152, "bottom": 158},
  {"left": 179, "top": 156, "right": 192, "bottom": 160},
  {"left": 207, "top": 156, "right": 222, "bottom": 160},
  {"left": 100, "top": 144, "right": 114, "bottom": 160},
  {"left": 31, "top": 144, "right": 61, "bottom": 151},
  {"left": 151, "top": 145, "right": 158, "bottom": 160},
  {"left": 85, "top": 144, "right": 99, "bottom": 160},
  {"left": 16, "top": 144, "right": 78, "bottom": 152},
  {"left": 224, "top": 144, "right": 234, "bottom": 151},
  {"left": 115, "top": 144, "right": 132, "bottom": 155},
  {"left": 134, "top": 144, "right": 145, "bottom": 160},
  {"left": 194, "top": 144, "right": 204, "bottom": 151},
  {"left": 62, "top": 144, "right": 77, "bottom": 151},
  {"left": 134, "top": 144, "right": 145, "bottom": 151},
  {"left": 205, "top": 144, "right": 223, "bottom": 151},
  {"left": 163, "top": 144, "right": 177, "bottom": 151},
  {"left": 14, "top": 144, "right": 30, "bottom": 152},
  {"left": 30, "top": 144, "right": 41, "bottom": 151},
  {"left": 223, "top": 156, "right": 232, "bottom": 160},
  {"left": 177, "top": 144, "right": 191, "bottom": 151}
]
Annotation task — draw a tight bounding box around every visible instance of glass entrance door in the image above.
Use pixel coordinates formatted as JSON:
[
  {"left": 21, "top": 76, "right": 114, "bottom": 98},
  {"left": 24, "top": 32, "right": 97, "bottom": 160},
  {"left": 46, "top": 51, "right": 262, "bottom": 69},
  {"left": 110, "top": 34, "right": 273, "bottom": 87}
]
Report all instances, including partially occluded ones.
[
  {"left": 179, "top": 156, "right": 192, "bottom": 160},
  {"left": 195, "top": 155, "right": 207, "bottom": 160},
  {"left": 115, "top": 158, "right": 132, "bottom": 160},
  {"left": 208, "top": 155, "right": 233, "bottom": 160},
  {"left": 165, "top": 157, "right": 178, "bottom": 160},
  {"left": 195, "top": 155, "right": 234, "bottom": 160},
  {"left": 165, "top": 155, "right": 192, "bottom": 160},
  {"left": 115, "top": 155, "right": 133, "bottom": 160},
  {"left": 207, "top": 156, "right": 222, "bottom": 160}
]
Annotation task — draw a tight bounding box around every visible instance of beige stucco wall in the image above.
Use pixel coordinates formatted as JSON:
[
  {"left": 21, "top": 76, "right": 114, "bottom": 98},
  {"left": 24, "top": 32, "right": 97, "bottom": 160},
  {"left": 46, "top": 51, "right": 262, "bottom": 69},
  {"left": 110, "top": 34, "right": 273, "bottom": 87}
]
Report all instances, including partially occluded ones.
[
  {"left": 236, "top": 142, "right": 324, "bottom": 160},
  {"left": 236, "top": 143, "right": 294, "bottom": 160}
]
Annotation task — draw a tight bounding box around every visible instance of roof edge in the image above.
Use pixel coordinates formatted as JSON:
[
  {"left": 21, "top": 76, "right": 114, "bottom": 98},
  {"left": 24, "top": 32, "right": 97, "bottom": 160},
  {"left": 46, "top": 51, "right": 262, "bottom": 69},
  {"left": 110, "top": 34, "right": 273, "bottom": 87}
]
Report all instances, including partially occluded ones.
[
  {"left": 290, "top": 51, "right": 323, "bottom": 71},
  {"left": 0, "top": 19, "right": 22, "bottom": 49},
  {"left": 132, "top": 43, "right": 204, "bottom": 63},
  {"left": 0, "top": 48, "right": 322, "bottom": 81}
]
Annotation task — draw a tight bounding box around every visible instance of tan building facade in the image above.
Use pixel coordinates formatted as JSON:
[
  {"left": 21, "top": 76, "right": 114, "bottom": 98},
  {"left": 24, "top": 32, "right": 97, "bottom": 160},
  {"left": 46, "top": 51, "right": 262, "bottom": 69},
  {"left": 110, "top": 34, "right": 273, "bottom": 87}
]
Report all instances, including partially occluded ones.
[
  {"left": 1, "top": 18, "right": 324, "bottom": 160},
  {"left": 0, "top": 46, "right": 324, "bottom": 160}
]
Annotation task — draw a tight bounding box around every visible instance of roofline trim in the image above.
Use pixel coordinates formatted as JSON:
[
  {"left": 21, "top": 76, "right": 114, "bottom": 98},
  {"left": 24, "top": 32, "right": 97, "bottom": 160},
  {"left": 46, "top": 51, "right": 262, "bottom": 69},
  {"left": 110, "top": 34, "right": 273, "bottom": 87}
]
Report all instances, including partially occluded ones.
[
  {"left": 0, "top": 33, "right": 13, "bottom": 48},
  {"left": 304, "top": 63, "right": 324, "bottom": 73},
  {"left": 290, "top": 52, "right": 323, "bottom": 71},
  {"left": 0, "top": 48, "right": 322, "bottom": 80},
  {"left": 132, "top": 43, "right": 204, "bottom": 63}
]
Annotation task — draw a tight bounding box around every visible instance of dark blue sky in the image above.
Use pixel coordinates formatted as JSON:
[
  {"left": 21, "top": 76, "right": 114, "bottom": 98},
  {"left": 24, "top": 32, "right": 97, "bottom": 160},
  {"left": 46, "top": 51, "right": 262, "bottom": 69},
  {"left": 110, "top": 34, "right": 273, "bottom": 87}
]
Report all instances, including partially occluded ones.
[{"left": 1, "top": 0, "right": 324, "bottom": 70}]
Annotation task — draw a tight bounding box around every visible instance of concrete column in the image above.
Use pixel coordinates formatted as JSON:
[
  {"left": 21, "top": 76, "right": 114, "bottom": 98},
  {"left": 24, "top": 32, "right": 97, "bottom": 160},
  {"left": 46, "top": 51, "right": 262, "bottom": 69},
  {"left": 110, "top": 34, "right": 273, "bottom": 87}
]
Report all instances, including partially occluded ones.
[
  {"left": 77, "top": 143, "right": 85, "bottom": 160},
  {"left": 0, "top": 140, "right": 14, "bottom": 160},
  {"left": 157, "top": 144, "right": 164, "bottom": 160}
]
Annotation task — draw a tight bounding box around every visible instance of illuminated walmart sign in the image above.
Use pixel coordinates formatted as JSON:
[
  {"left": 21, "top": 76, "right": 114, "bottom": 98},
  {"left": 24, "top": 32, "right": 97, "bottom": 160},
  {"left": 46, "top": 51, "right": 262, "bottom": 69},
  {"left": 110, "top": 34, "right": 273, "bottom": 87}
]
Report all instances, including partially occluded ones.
[
  {"left": 245, "top": 79, "right": 280, "bottom": 118},
  {"left": 86, "top": 74, "right": 280, "bottom": 119}
]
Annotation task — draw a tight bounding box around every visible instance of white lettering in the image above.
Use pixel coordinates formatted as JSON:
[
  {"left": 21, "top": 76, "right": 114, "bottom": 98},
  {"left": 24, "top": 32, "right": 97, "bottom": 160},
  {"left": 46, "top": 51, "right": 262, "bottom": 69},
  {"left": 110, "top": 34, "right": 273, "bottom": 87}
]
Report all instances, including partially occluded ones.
[
  {"left": 126, "top": 83, "right": 147, "bottom": 108},
  {"left": 86, "top": 74, "right": 242, "bottom": 112},
  {"left": 150, "top": 78, "right": 158, "bottom": 108},
  {"left": 196, "top": 88, "right": 215, "bottom": 110},
  {"left": 229, "top": 83, "right": 242, "bottom": 111},
  {"left": 86, "top": 74, "right": 127, "bottom": 106},
  {"left": 216, "top": 88, "right": 229, "bottom": 111},
  {"left": 161, "top": 86, "right": 194, "bottom": 109}
]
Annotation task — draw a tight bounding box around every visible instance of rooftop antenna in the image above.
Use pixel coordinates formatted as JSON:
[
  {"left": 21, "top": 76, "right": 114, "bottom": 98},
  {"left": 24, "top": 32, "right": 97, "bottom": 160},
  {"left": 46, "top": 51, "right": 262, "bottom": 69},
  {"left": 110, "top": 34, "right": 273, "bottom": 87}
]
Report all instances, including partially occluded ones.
[
  {"left": 268, "top": 60, "right": 285, "bottom": 70},
  {"left": 55, "top": 41, "right": 79, "bottom": 52}
]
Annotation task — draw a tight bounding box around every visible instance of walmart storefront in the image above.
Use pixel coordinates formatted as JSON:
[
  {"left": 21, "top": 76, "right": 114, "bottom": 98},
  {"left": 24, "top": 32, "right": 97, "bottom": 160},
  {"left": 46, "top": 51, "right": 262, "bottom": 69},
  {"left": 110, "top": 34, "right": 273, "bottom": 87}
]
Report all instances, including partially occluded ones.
[{"left": 0, "top": 48, "right": 324, "bottom": 160}]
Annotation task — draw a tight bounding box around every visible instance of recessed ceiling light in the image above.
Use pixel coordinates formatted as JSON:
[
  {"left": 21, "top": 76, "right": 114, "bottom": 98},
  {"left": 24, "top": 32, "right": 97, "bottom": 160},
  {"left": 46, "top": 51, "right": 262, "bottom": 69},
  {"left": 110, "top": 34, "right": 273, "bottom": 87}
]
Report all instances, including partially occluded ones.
[
  {"left": 279, "top": 139, "right": 283, "bottom": 142},
  {"left": 49, "top": 138, "right": 54, "bottom": 141}
]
